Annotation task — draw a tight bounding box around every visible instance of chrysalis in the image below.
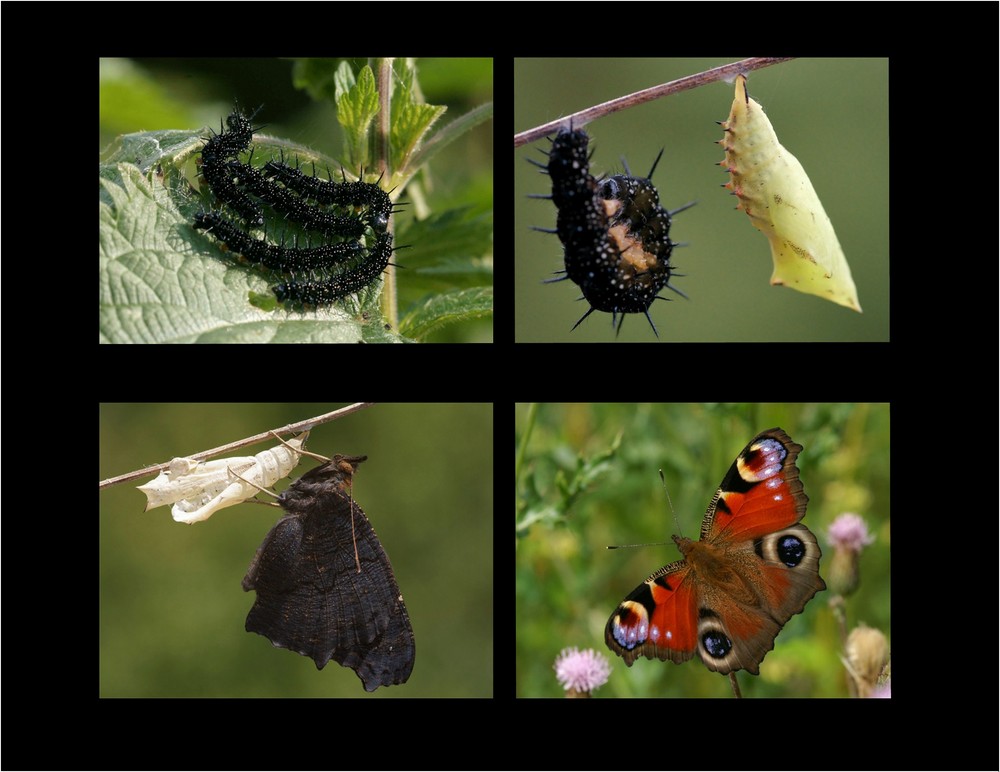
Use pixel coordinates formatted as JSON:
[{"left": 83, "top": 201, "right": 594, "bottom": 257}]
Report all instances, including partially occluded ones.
[
  {"left": 720, "top": 75, "right": 861, "bottom": 313},
  {"left": 137, "top": 433, "right": 309, "bottom": 524}
]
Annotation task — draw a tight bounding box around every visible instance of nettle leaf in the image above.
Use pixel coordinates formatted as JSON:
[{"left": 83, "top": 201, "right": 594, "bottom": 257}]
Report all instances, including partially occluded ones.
[
  {"left": 400, "top": 287, "right": 493, "bottom": 340},
  {"left": 99, "top": 148, "right": 402, "bottom": 344},
  {"left": 390, "top": 65, "right": 448, "bottom": 172},
  {"left": 336, "top": 63, "right": 381, "bottom": 169}
]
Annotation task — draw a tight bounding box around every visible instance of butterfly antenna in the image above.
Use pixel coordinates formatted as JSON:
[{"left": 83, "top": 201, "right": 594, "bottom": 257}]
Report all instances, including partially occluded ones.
[
  {"left": 659, "top": 469, "right": 684, "bottom": 536},
  {"left": 348, "top": 474, "right": 362, "bottom": 574}
]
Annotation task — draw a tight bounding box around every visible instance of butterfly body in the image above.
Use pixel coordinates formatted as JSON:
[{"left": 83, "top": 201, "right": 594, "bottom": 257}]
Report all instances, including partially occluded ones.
[{"left": 606, "top": 428, "right": 825, "bottom": 675}]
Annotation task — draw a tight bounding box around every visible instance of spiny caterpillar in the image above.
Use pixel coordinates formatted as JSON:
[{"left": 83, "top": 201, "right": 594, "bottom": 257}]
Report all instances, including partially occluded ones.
[
  {"left": 195, "top": 106, "right": 397, "bottom": 308},
  {"left": 719, "top": 75, "right": 861, "bottom": 313},
  {"left": 193, "top": 211, "right": 363, "bottom": 272},
  {"left": 530, "top": 127, "right": 691, "bottom": 337}
]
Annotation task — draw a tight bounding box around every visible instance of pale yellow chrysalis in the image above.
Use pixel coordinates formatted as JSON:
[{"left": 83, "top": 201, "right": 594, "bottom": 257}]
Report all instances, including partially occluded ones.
[
  {"left": 720, "top": 75, "right": 861, "bottom": 312},
  {"left": 137, "top": 432, "right": 309, "bottom": 523}
]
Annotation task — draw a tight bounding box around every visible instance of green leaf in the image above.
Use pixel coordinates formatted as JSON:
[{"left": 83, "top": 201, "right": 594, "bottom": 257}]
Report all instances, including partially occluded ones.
[
  {"left": 397, "top": 208, "right": 493, "bottom": 266},
  {"left": 390, "top": 64, "right": 448, "bottom": 172},
  {"left": 336, "top": 63, "right": 380, "bottom": 169},
  {"left": 98, "top": 159, "right": 405, "bottom": 344},
  {"left": 400, "top": 287, "right": 493, "bottom": 340}
]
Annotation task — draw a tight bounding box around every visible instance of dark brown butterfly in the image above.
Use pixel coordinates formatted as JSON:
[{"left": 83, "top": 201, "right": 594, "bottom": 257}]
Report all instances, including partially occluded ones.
[{"left": 242, "top": 454, "right": 415, "bottom": 691}]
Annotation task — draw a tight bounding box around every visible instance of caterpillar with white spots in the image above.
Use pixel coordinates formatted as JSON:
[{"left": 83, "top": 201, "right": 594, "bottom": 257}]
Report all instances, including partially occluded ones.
[
  {"left": 194, "top": 106, "right": 396, "bottom": 308},
  {"left": 531, "top": 127, "right": 691, "bottom": 337}
]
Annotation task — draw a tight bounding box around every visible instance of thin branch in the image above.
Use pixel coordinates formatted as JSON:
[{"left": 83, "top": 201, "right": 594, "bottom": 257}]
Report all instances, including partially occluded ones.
[
  {"left": 99, "top": 402, "right": 376, "bottom": 490},
  {"left": 374, "top": 58, "right": 399, "bottom": 329},
  {"left": 514, "top": 57, "right": 795, "bottom": 148}
]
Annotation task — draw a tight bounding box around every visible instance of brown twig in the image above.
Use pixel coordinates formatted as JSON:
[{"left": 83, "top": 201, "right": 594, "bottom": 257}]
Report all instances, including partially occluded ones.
[
  {"left": 514, "top": 57, "right": 795, "bottom": 148},
  {"left": 374, "top": 58, "right": 399, "bottom": 330},
  {"left": 99, "top": 402, "right": 376, "bottom": 490}
]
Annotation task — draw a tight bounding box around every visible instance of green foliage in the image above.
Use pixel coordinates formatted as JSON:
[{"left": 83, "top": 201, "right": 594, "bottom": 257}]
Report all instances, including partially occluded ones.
[
  {"left": 333, "top": 62, "right": 381, "bottom": 169},
  {"left": 99, "top": 58, "right": 492, "bottom": 343},
  {"left": 389, "top": 63, "right": 448, "bottom": 174}
]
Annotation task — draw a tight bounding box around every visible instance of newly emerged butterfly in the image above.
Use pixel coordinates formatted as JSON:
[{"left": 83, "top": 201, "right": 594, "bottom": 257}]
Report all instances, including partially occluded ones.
[{"left": 720, "top": 75, "right": 861, "bottom": 313}]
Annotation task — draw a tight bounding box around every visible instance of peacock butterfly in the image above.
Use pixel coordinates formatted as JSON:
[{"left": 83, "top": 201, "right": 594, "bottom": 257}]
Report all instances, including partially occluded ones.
[
  {"left": 243, "top": 454, "right": 415, "bottom": 691},
  {"left": 532, "top": 127, "right": 691, "bottom": 337},
  {"left": 606, "top": 428, "right": 825, "bottom": 676}
]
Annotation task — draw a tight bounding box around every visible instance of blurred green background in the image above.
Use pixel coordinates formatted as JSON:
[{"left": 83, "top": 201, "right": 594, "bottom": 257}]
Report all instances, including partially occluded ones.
[
  {"left": 100, "top": 403, "right": 493, "bottom": 697},
  {"left": 515, "top": 58, "right": 889, "bottom": 341},
  {"left": 515, "top": 403, "right": 890, "bottom": 697}
]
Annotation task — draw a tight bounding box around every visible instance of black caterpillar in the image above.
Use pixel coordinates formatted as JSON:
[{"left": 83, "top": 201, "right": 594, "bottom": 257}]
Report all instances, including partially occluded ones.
[
  {"left": 273, "top": 232, "right": 394, "bottom": 305},
  {"left": 263, "top": 156, "right": 395, "bottom": 232},
  {"left": 200, "top": 108, "right": 265, "bottom": 227},
  {"left": 226, "top": 158, "right": 369, "bottom": 239},
  {"left": 195, "top": 106, "right": 396, "bottom": 308},
  {"left": 530, "top": 127, "right": 691, "bottom": 337},
  {"left": 193, "top": 211, "right": 362, "bottom": 272}
]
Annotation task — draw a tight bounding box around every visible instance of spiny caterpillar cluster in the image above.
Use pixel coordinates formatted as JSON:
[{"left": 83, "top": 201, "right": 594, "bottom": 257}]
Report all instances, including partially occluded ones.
[
  {"left": 194, "top": 106, "right": 399, "bottom": 308},
  {"left": 530, "top": 127, "right": 692, "bottom": 337}
]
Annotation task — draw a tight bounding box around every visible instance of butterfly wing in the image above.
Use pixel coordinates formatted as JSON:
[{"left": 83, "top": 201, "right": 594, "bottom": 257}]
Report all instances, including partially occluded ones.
[
  {"left": 243, "top": 457, "right": 415, "bottom": 691},
  {"left": 605, "top": 559, "right": 700, "bottom": 667},
  {"left": 692, "top": 428, "right": 825, "bottom": 673}
]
